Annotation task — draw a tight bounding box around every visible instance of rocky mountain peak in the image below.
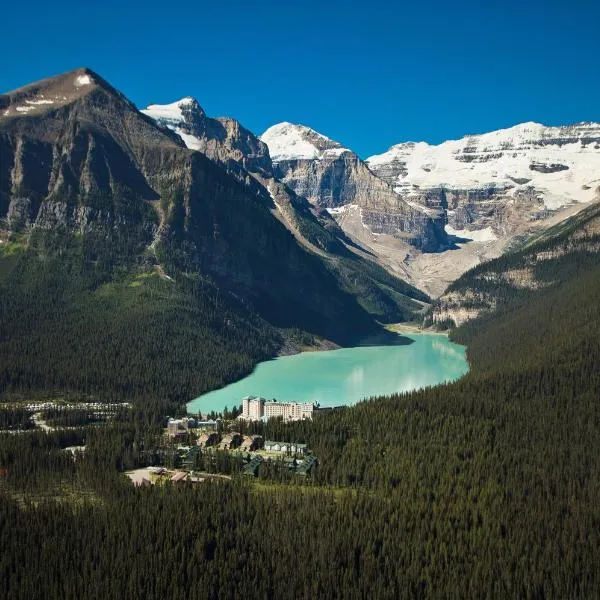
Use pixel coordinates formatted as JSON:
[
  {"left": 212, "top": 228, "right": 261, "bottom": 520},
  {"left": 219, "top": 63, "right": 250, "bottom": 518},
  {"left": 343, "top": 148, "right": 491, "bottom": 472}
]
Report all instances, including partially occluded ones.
[
  {"left": 143, "top": 98, "right": 272, "bottom": 176},
  {"left": 0, "top": 67, "right": 108, "bottom": 118},
  {"left": 366, "top": 120, "right": 600, "bottom": 210},
  {"left": 141, "top": 97, "right": 206, "bottom": 130},
  {"left": 260, "top": 122, "right": 350, "bottom": 162}
]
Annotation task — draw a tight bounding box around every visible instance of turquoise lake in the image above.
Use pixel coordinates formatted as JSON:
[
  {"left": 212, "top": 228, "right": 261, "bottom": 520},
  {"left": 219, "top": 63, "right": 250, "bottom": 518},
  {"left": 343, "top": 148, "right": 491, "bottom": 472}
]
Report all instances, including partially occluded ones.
[{"left": 187, "top": 333, "right": 469, "bottom": 415}]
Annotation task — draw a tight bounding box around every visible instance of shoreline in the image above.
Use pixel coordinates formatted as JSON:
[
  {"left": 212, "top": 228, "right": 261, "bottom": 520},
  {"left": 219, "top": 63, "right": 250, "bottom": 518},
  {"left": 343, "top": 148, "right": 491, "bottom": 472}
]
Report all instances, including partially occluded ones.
[{"left": 384, "top": 322, "right": 449, "bottom": 336}]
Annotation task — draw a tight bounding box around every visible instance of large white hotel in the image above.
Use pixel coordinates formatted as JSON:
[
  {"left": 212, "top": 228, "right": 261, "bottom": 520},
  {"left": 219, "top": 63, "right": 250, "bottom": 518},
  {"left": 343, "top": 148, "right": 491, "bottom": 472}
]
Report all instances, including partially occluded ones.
[{"left": 240, "top": 396, "right": 314, "bottom": 422}]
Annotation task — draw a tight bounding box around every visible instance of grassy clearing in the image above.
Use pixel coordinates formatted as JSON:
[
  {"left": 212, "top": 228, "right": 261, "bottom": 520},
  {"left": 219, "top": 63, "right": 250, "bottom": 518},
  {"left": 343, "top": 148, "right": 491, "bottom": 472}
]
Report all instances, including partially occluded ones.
[
  {"left": 4, "top": 482, "right": 104, "bottom": 509},
  {"left": 249, "top": 480, "right": 348, "bottom": 500}
]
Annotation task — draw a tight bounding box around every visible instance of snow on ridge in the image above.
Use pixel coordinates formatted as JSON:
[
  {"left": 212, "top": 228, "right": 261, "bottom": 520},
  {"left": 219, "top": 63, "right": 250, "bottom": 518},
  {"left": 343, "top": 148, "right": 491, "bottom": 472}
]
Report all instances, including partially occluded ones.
[
  {"left": 142, "top": 99, "right": 205, "bottom": 151},
  {"left": 142, "top": 100, "right": 188, "bottom": 124},
  {"left": 75, "top": 74, "right": 92, "bottom": 87},
  {"left": 326, "top": 204, "right": 360, "bottom": 216},
  {"left": 445, "top": 225, "right": 497, "bottom": 243},
  {"left": 367, "top": 121, "right": 600, "bottom": 165},
  {"left": 366, "top": 120, "right": 600, "bottom": 210},
  {"left": 260, "top": 122, "right": 350, "bottom": 161}
]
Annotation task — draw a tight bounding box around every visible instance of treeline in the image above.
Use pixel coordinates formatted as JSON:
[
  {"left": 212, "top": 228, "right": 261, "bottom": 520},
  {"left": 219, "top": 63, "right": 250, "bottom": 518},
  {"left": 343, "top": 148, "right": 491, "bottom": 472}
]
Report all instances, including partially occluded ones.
[
  {"left": 1, "top": 205, "right": 600, "bottom": 596},
  {"left": 0, "top": 230, "right": 279, "bottom": 419}
]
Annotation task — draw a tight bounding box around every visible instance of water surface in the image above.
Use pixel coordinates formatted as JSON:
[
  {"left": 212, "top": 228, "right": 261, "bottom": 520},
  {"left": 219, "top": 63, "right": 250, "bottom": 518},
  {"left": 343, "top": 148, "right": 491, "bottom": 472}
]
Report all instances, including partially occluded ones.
[{"left": 188, "top": 333, "right": 468, "bottom": 415}]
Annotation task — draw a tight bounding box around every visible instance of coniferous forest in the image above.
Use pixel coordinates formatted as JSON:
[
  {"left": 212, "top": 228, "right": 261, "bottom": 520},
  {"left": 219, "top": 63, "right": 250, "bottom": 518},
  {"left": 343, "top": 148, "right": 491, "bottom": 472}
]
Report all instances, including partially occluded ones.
[
  {"left": 1, "top": 63, "right": 600, "bottom": 599},
  {"left": 1, "top": 197, "right": 600, "bottom": 599}
]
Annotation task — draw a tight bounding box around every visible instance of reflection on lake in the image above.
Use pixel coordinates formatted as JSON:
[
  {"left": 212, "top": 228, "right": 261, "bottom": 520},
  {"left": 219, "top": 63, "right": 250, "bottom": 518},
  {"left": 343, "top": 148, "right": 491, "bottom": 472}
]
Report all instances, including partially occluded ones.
[{"left": 188, "top": 333, "right": 469, "bottom": 415}]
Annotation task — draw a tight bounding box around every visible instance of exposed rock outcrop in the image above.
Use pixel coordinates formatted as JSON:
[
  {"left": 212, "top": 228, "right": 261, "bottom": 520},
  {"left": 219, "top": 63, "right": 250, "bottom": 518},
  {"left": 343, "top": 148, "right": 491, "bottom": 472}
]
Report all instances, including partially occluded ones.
[
  {"left": 367, "top": 121, "right": 600, "bottom": 234},
  {"left": 0, "top": 68, "right": 409, "bottom": 344},
  {"left": 260, "top": 123, "right": 448, "bottom": 252},
  {"left": 429, "top": 200, "right": 600, "bottom": 328}
]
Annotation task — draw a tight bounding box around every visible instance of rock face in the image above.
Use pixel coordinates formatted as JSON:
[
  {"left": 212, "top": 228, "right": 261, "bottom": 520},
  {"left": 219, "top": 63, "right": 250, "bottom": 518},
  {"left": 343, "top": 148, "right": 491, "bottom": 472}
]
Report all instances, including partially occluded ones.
[
  {"left": 367, "top": 121, "right": 600, "bottom": 236},
  {"left": 429, "top": 200, "right": 600, "bottom": 328},
  {"left": 142, "top": 99, "right": 273, "bottom": 178},
  {"left": 258, "top": 119, "right": 600, "bottom": 297},
  {"left": 260, "top": 123, "right": 447, "bottom": 252},
  {"left": 142, "top": 98, "right": 431, "bottom": 323},
  {"left": 0, "top": 68, "right": 430, "bottom": 350},
  {"left": 0, "top": 68, "right": 402, "bottom": 343}
]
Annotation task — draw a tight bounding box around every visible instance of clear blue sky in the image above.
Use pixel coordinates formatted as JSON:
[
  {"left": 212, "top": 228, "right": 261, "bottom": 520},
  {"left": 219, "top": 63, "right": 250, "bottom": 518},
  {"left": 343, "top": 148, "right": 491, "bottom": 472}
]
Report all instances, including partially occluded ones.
[{"left": 2, "top": 0, "right": 598, "bottom": 157}]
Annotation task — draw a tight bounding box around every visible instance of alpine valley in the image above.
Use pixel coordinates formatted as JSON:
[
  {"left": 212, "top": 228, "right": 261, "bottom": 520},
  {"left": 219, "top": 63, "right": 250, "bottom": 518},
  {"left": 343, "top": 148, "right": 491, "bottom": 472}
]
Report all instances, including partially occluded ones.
[{"left": 2, "top": 67, "right": 600, "bottom": 599}]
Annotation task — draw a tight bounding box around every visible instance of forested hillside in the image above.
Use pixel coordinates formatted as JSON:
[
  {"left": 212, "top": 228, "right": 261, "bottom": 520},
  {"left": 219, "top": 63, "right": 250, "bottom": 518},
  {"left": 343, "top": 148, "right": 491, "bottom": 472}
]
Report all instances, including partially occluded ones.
[
  {"left": 2, "top": 189, "right": 600, "bottom": 599},
  {"left": 0, "top": 68, "right": 428, "bottom": 412}
]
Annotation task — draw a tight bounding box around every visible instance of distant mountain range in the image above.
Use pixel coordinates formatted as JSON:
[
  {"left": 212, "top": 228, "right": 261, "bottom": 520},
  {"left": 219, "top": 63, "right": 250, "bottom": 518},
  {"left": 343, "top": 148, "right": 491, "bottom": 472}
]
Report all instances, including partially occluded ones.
[
  {"left": 1, "top": 67, "right": 598, "bottom": 363},
  {"left": 258, "top": 120, "right": 600, "bottom": 296},
  {"left": 140, "top": 95, "right": 600, "bottom": 296}
]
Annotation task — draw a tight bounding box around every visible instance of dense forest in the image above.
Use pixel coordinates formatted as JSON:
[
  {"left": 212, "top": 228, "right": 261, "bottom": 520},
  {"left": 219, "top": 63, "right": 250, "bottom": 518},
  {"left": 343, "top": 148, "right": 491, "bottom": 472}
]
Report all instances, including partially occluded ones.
[
  {"left": 1, "top": 202, "right": 600, "bottom": 599},
  {"left": 0, "top": 228, "right": 280, "bottom": 421}
]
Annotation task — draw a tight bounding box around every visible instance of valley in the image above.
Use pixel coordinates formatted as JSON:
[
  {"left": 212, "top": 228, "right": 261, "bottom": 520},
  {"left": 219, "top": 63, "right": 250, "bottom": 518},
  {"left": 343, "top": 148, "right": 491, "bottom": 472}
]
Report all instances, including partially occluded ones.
[
  {"left": 188, "top": 332, "right": 469, "bottom": 415},
  {"left": 1, "top": 64, "right": 600, "bottom": 599}
]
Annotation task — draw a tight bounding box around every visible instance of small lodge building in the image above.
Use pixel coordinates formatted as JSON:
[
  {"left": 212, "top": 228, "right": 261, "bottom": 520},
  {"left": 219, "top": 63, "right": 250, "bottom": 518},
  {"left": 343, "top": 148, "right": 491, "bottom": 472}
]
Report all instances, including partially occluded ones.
[
  {"left": 170, "top": 471, "right": 190, "bottom": 486},
  {"left": 196, "top": 419, "right": 218, "bottom": 431},
  {"left": 296, "top": 455, "right": 317, "bottom": 476},
  {"left": 167, "top": 418, "right": 191, "bottom": 438},
  {"left": 217, "top": 432, "right": 242, "bottom": 451},
  {"left": 264, "top": 441, "right": 308, "bottom": 455},
  {"left": 239, "top": 435, "right": 263, "bottom": 452},
  {"left": 197, "top": 432, "right": 219, "bottom": 448}
]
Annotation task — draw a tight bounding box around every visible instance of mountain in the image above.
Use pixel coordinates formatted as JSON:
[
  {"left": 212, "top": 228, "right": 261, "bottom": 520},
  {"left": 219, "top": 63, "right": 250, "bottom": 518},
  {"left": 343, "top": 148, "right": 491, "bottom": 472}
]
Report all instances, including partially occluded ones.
[
  {"left": 0, "top": 68, "right": 428, "bottom": 404},
  {"left": 142, "top": 98, "right": 273, "bottom": 177},
  {"left": 260, "top": 120, "right": 600, "bottom": 297},
  {"left": 260, "top": 122, "right": 448, "bottom": 253},
  {"left": 429, "top": 199, "right": 600, "bottom": 329},
  {"left": 367, "top": 121, "right": 600, "bottom": 213},
  {"left": 368, "top": 121, "right": 600, "bottom": 295},
  {"left": 142, "top": 98, "right": 430, "bottom": 324}
]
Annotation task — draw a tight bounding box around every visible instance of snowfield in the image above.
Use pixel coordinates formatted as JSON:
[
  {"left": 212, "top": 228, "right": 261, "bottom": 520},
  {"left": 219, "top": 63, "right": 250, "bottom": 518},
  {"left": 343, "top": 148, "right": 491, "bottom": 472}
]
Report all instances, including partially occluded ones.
[
  {"left": 142, "top": 98, "right": 204, "bottom": 150},
  {"left": 367, "top": 121, "right": 600, "bottom": 210},
  {"left": 261, "top": 122, "right": 351, "bottom": 161}
]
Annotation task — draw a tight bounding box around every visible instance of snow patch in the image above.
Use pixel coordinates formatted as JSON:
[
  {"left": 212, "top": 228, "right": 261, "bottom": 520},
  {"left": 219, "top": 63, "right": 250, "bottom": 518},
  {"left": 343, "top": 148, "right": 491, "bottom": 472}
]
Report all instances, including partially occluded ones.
[
  {"left": 445, "top": 225, "right": 498, "bottom": 243},
  {"left": 142, "top": 99, "right": 205, "bottom": 150},
  {"left": 261, "top": 122, "right": 350, "bottom": 161},
  {"left": 15, "top": 106, "right": 35, "bottom": 113},
  {"left": 326, "top": 204, "right": 359, "bottom": 215},
  {"left": 175, "top": 130, "right": 203, "bottom": 151},
  {"left": 75, "top": 74, "right": 92, "bottom": 87},
  {"left": 367, "top": 121, "right": 600, "bottom": 210},
  {"left": 142, "top": 99, "right": 194, "bottom": 125},
  {"left": 25, "top": 99, "right": 54, "bottom": 105}
]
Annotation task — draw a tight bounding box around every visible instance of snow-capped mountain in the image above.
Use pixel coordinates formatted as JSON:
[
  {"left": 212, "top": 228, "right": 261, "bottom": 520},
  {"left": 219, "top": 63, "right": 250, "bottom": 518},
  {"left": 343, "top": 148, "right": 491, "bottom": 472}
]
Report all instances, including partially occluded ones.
[
  {"left": 142, "top": 97, "right": 207, "bottom": 150},
  {"left": 259, "top": 119, "right": 600, "bottom": 296},
  {"left": 367, "top": 121, "right": 600, "bottom": 211},
  {"left": 260, "top": 122, "right": 446, "bottom": 252},
  {"left": 261, "top": 122, "right": 351, "bottom": 161},
  {"left": 142, "top": 99, "right": 273, "bottom": 176}
]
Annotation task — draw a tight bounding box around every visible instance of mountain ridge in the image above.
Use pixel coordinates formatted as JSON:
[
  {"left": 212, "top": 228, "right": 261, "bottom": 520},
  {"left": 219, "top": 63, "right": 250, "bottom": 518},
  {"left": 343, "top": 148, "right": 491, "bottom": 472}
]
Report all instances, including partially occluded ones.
[
  {"left": 0, "top": 67, "right": 431, "bottom": 404},
  {"left": 258, "top": 118, "right": 600, "bottom": 296}
]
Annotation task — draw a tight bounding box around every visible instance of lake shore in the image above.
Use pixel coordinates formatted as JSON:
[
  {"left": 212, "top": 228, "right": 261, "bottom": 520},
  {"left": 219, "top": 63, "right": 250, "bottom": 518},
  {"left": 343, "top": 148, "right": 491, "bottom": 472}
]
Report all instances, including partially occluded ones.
[
  {"left": 385, "top": 322, "right": 449, "bottom": 336},
  {"left": 188, "top": 332, "right": 467, "bottom": 415}
]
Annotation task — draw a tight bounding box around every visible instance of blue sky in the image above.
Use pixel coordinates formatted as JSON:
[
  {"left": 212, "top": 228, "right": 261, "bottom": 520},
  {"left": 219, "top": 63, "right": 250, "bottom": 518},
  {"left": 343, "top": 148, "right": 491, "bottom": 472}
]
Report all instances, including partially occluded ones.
[{"left": 2, "top": 0, "right": 598, "bottom": 157}]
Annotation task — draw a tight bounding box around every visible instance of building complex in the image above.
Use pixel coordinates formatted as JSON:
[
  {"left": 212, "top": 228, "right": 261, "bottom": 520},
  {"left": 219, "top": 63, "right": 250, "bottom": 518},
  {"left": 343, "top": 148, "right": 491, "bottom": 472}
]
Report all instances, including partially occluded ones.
[{"left": 240, "top": 396, "right": 314, "bottom": 422}]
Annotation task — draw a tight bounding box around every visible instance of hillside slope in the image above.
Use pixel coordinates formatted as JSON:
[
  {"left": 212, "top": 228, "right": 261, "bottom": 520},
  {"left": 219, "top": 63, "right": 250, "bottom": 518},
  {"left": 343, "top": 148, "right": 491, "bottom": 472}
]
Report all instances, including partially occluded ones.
[
  {"left": 142, "top": 98, "right": 430, "bottom": 323},
  {"left": 0, "top": 68, "right": 417, "bottom": 406},
  {"left": 430, "top": 200, "right": 600, "bottom": 328},
  {"left": 260, "top": 119, "right": 600, "bottom": 296}
]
